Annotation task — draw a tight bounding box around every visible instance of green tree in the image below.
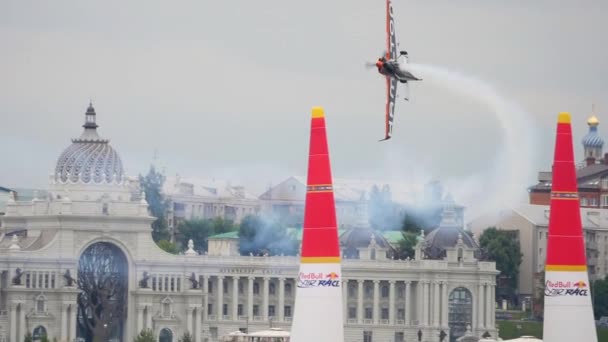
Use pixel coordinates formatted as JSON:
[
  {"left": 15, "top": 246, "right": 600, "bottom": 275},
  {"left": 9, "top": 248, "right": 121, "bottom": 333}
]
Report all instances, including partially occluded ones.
[
  {"left": 177, "top": 219, "right": 214, "bottom": 252},
  {"left": 157, "top": 239, "right": 179, "bottom": 254},
  {"left": 394, "top": 231, "right": 418, "bottom": 259},
  {"left": 591, "top": 275, "right": 608, "bottom": 319},
  {"left": 479, "top": 227, "right": 523, "bottom": 303},
  {"left": 179, "top": 332, "right": 194, "bottom": 342},
  {"left": 210, "top": 217, "right": 236, "bottom": 234},
  {"left": 134, "top": 329, "right": 156, "bottom": 342},
  {"left": 139, "top": 165, "right": 170, "bottom": 242},
  {"left": 23, "top": 332, "right": 32, "bottom": 342}
]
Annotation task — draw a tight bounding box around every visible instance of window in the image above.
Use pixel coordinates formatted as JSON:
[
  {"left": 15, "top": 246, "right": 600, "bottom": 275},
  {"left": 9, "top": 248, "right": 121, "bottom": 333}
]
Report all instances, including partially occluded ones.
[
  {"left": 163, "top": 302, "right": 171, "bottom": 317},
  {"left": 397, "top": 286, "right": 405, "bottom": 299},
  {"left": 397, "top": 309, "right": 405, "bottom": 320},
  {"left": 363, "top": 331, "right": 372, "bottom": 342},
  {"left": 268, "top": 305, "right": 275, "bottom": 317},
  {"left": 365, "top": 285, "right": 373, "bottom": 298},
  {"left": 448, "top": 287, "right": 473, "bottom": 341},
  {"left": 285, "top": 283, "right": 292, "bottom": 296},
  {"left": 270, "top": 283, "right": 276, "bottom": 295},
  {"left": 207, "top": 304, "right": 212, "bottom": 316},
  {"left": 349, "top": 307, "right": 357, "bottom": 319},
  {"left": 36, "top": 298, "right": 45, "bottom": 312},
  {"left": 239, "top": 283, "right": 244, "bottom": 294},
  {"left": 223, "top": 280, "right": 228, "bottom": 294},
  {"left": 284, "top": 306, "right": 292, "bottom": 317},
  {"left": 253, "top": 305, "right": 259, "bottom": 316},
  {"left": 223, "top": 304, "right": 228, "bottom": 316},
  {"left": 349, "top": 285, "right": 356, "bottom": 297},
  {"left": 395, "top": 332, "right": 404, "bottom": 342},
  {"left": 208, "top": 280, "right": 213, "bottom": 293},
  {"left": 238, "top": 304, "right": 243, "bottom": 316},
  {"left": 365, "top": 307, "right": 373, "bottom": 319},
  {"left": 381, "top": 285, "right": 389, "bottom": 297},
  {"left": 254, "top": 282, "right": 260, "bottom": 295},
  {"left": 381, "top": 308, "right": 389, "bottom": 319}
]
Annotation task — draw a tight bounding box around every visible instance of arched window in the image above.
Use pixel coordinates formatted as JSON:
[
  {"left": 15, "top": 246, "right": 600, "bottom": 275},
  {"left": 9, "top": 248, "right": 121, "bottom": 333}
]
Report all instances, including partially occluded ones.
[
  {"left": 35, "top": 294, "right": 46, "bottom": 313},
  {"left": 32, "top": 326, "right": 47, "bottom": 340},
  {"left": 285, "top": 283, "right": 292, "bottom": 295},
  {"left": 381, "top": 285, "right": 389, "bottom": 298},
  {"left": 448, "top": 287, "right": 473, "bottom": 342},
  {"left": 159, "top": 328, "right": 173, "bottom": 342}
]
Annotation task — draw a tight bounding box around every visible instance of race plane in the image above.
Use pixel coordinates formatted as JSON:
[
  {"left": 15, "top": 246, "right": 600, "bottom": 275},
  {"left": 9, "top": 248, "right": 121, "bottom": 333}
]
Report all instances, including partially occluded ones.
[{"left": 367, "top": 0, "right": 422, "bottom": 141}]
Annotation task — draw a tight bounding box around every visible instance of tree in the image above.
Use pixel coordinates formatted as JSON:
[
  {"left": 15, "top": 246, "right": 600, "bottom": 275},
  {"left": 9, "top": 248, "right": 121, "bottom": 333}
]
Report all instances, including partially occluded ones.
[
  {"left": 591, "top": 275, "right": 608, "bottom": 319},
  {"left": 479, "top": 227, "right": 523, "bottom": 303},
  {"left": 179, "top": 332, "right": 194, "bottom": 342},
  {"left": 134, "top": 329, "right": 156, "bottom": 342},
  {"left": 157, "top": 239, "right": 179, "bottom": 254},
  {"left": 210, "top": 217, "right": 236, "bottom": 234},
  {"left": 394, "top": 231, "right": 418, "bottom": 259},
  {"left": 76, "top": 242, "right": 128, "bottom": 342},
  {"left": 23, "top": 332, "right": 32, "bottom": 342},
  {"left": 139, "top": 165, "right": 170, "bottom": 242}
]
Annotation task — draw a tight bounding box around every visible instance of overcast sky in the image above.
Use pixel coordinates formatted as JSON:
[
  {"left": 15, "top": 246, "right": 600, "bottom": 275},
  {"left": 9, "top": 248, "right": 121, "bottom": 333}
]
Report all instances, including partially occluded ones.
[{"left": 1, "top": 0, "right": 607, "bottom": 214}]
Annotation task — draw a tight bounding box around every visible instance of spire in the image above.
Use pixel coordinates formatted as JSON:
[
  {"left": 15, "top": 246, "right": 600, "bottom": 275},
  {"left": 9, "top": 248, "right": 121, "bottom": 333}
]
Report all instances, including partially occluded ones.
[
  {"left": 83, "top": 101, "right": 98, "bottom": 129},
  {"left": 542, "top": 112, "right": 598, "bottom": 342},
  {"left": 75, "top": 101, "right": 105, "bottom": 142},
  {"left": 290, "top": 106, "right": 344, "bottom": 342}
]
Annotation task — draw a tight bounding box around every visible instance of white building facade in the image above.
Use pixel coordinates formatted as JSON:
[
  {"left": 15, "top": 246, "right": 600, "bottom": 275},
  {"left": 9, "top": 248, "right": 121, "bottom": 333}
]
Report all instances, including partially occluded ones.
[{"left": 0, "top": 104, "right": 498, "bottom": 342}]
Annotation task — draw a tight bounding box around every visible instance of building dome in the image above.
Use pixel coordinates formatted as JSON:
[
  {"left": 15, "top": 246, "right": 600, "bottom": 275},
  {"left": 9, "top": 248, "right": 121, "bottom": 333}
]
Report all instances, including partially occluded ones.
[
  {"left": 54, "top": 103, "right": 125, "bottom": 184},
  {"left": 582, "top": 105, "right": 603, "bottom": 149},
  {"left": 423, "top": 226, "right": 479, "bottom": 259}
]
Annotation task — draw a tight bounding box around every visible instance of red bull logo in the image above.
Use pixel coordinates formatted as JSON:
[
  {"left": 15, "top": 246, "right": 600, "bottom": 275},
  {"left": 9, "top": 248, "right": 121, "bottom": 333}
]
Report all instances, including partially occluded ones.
[
  {"left": 297, "top": 272, "right": 341, "bottom": 288},
  {"left": 545, "top": 279, "right": 588, "bottom": 297}
]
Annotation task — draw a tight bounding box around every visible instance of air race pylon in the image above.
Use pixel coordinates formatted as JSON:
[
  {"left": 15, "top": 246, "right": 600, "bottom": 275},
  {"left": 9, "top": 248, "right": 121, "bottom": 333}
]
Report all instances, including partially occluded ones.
[
  {"left": 290, "top": 107, "right": 344, "bottom": 342},
  {"left": 542, "top": 112, "right": 598, "bottom": 342}
]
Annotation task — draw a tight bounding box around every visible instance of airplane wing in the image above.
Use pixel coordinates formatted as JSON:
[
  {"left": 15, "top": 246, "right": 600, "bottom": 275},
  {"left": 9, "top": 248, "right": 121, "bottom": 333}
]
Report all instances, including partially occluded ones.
[
  {"left": 380, "top": 0, "right": 399, "bottom": 141},
  {"left": 386, "top": 0, "right": 398, "bottom": 61}
]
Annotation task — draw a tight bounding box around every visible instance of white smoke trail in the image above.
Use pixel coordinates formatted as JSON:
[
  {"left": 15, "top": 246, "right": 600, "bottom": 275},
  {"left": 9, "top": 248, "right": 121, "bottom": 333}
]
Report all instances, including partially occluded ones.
[{"left": 405, "top": 63, "right": 539, "bottom": 222}]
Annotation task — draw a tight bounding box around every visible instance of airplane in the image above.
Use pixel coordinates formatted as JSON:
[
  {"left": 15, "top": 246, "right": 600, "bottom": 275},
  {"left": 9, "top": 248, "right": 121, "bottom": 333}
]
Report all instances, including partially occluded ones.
[{"left": 366, "top": 0, "right": 422, "bottom": 141}]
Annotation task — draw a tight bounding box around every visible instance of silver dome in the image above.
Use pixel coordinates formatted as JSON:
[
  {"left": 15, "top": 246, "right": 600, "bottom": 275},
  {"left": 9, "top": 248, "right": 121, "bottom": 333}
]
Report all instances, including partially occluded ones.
[{"left": 54, "top": 103, "right": 124, "bottom": 184}]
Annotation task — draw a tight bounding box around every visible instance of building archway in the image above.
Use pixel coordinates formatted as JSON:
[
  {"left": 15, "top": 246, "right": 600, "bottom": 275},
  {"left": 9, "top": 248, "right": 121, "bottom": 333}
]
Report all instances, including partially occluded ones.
[
  {"left": 448, "top": 287, "right": 473, "bottom": 342},
  {"left": 76, "top": 241, "right": 128, "bottom": 342},
  {"left": 32, "top": 325, "right": 47, "bottom": 341},
  {"left": 159, "top": 328, "right": 173, "bottom": 342}
]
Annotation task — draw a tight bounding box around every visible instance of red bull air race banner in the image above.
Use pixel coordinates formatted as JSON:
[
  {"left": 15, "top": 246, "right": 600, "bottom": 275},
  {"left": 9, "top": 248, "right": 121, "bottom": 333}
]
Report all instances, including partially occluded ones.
[
  {"left": 544, "top": 280, "right": 589, "bottom": 297},
  {"left": 297, "top": 272, "right": 341, "bottom": 288}
]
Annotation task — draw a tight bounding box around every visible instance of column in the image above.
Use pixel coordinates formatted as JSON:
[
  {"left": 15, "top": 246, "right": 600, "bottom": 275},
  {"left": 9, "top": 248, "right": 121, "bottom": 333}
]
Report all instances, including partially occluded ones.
[
  {"left": 146, "top": 305, "right": 153, "bottom": 330},
  {"left": 485, "top": 283, "right": 492, "bottom": 328},
  {"left": 279, "top": 278, "right": 285, "bottom": 322},
  {"left": 490, "top": 284, "right": 495, "bottom": 328},
  {"left": 433, "top": 281, "right": 440, "bottom": 327},
  {"left": 69, "top": 303, "right": 77, "bottom": 341},
  {"left": 9, "top": 303, "right": 16, "bottom": 342},
  {"left": 477, "top": 283, "right": 485, "bottom": 329},
  {"left": 441, "top": 281, "right": 449, "bottom": 327},
  {"left": 373, "top": 280, "right": 380, "bottom": 324},
  {"left": 137, "top": 305, "right": 144, "bottom": 334},
  {"left": 217, "top": 276, "right": 224, "bottom": 320},
  {"left": 187, "top": 306, "right": 194, "bottom": 334},
  {"left": 405, "top": 281, "right": 411, "bottom": 326},
  {"left": 248, "top": 277, "right": 254, "bottom": 319},
  {"left": 19, "top": 303, "right": 26, "bottom": 342},
  {"left": 233, "top": 276, "right": 240, "bottom": 321},
  {"left": 422, "top": 281, "right": 429, "bottom": 326},
  {"left": 61, "top": 303, "right": 69, "bottom": 341},
  {"left": 203, "top": 275, "right": 209, "bottom": 321},
  {"left": 263, "top": 277, "right": 269, "bottom": 320},
  {"left": 357, "top": 280, "right": 364, "bottom": 324},
  {"left": 388, "top": 280, "right": 396, "bottom": 325},
  {"left": 195, "top": 306, "right": 202, "bottom": 342},
  {"left": 342, "top": 279, "right": 348, "bottom": 324}
]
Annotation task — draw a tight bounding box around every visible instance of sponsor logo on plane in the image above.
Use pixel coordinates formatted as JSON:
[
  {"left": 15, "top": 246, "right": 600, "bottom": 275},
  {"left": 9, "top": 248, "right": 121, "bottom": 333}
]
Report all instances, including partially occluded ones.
[
  {"left": 545, "top": 280, "right": 589, "bottom": 297},
  {"left": 297, "top": 272, "right": 341, "bottom": 288}
]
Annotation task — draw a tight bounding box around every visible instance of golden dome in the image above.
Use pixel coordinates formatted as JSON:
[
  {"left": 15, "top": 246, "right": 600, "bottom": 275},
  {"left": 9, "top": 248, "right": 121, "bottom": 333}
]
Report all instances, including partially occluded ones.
[{"left": 588, "top": 115, "right": 599, "bottom": 126}]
